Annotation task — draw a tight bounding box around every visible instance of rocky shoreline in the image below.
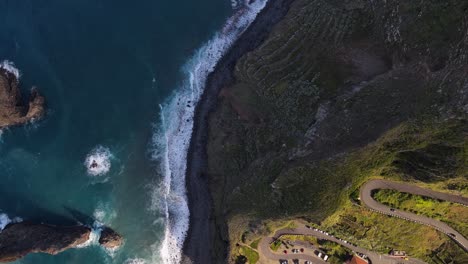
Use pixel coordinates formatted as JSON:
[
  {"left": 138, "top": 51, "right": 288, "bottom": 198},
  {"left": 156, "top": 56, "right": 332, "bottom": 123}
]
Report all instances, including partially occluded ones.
[
  {"left": 0, "top": 67, "right": 46, "bottom": 129},
  {"left": 182, "top": 0, "right": 295, "bottom": 263},
  {"left": 0, "top": 222, "right": 90, "bottom": 263},
  {"left": 0, "top": 222, "right": 122, "bottom": 263}
]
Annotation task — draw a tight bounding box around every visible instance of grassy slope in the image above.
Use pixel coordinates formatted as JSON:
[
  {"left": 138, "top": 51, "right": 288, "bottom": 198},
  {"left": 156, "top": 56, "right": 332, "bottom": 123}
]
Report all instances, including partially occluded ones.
[
  {"left": 205, "top": 0, "right": 468, "bottom": 263},
  {"left": 233, "top": 120, "right": 468, "bottom": 263},
  {"left": 316, "top": 119, "right": 468, "bottom": 263},
  {"left": 373, "top": 190, "right": 468, "bottom": 238}
]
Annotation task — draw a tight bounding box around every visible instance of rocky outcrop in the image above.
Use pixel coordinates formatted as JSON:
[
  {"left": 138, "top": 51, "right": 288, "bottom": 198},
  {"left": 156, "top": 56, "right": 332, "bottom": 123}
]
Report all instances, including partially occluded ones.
[
  {"left": 0, "top": 68, "right": 45, "bottom": 129},
  {"left": 98, "top": 226, "right": 123, "bottom": 249},
  {"left": 0, "top": 222, "right": 91, "bottom": 263}
]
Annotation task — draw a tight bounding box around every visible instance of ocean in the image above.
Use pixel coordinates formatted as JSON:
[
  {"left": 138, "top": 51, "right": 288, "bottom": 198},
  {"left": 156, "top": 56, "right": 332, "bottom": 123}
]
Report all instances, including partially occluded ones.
[{"left": 0, "top": 0, "right": 267, "bottom": 263}]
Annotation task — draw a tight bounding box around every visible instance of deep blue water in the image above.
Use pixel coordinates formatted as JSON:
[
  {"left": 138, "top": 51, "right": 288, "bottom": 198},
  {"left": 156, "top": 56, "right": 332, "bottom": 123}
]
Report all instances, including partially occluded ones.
[{"left": 0, "top": 0, "right": 231, "bottom": 263}]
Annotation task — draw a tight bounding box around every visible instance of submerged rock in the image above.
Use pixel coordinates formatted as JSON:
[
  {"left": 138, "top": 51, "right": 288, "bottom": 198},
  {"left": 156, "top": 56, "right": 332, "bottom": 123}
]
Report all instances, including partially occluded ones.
[
  {"left": 0, "top": 222, "right": 91, "bottom": 263},
  {"left": 0, "top": 68, "right": 46, "bottom": 129},
  {"left": 99, "top": 226, "right": 123, "bottom": 249}
]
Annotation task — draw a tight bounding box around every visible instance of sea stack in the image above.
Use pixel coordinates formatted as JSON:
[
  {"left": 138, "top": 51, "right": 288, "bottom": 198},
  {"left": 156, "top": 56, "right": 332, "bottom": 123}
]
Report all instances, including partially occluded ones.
[
  {"left": 0, "top": 66, "right": 46, "bottom": 129},
  {"left": 99, "top": 226, "right": 123, "bottom": 249}
]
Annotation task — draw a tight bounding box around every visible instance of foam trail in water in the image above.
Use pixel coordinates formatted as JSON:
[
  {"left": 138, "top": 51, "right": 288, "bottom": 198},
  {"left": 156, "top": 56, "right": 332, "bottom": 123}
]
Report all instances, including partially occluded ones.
[
  {"left": 151, "top": 1, "right": 269, "bottom": 263},
  {"left": 0, "top": 60, "right": 20, "bottom": 79}
]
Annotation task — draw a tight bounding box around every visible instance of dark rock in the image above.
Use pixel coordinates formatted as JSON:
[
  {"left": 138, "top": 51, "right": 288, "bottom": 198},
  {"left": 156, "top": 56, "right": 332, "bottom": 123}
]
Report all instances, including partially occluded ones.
[
  {"left": 98, "top": 227, "right": 123, "bottom": 249},
  {"left": 0, "top": 222, "right": 91, "bottom": 263},
  {"left": 0, "top": 69, "right": 46, "bottom": 129}
]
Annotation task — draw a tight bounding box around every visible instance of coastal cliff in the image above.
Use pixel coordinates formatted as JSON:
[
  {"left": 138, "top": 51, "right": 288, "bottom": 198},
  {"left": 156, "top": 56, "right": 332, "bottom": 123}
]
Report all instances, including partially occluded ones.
[
  {"left": 0, "top": 67, "right": 45, "bottom": 129},
  {"left": 183, "top": 0, "right": 294, "bottom": 263},
  {"left": 196, "top": 0, "right": 468, "bottom": 263}
]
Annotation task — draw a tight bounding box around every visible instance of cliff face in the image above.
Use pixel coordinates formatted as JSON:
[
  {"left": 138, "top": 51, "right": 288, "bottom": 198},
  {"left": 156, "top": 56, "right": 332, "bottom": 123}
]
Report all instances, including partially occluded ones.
[
  {"left": 204, "top": 0, "right": 467, "bottom": 262},
  {"left": 0, "top": 222, "right": 91, "bottom": 263},
  {"left": 0, "top": 69, "right": 45, "bottom": 129}
]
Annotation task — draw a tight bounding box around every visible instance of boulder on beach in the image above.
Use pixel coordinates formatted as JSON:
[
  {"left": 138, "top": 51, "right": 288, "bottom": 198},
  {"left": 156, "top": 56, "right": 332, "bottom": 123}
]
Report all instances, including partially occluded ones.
[
  {"left": 0, "top": 222, "right": 91, "bottom": 263},
  {"left": 0, "top": 67, "right": 46, "bottom": 129},
  {"left": 99, "top": 226, "right": 123, "bottom": 249}
]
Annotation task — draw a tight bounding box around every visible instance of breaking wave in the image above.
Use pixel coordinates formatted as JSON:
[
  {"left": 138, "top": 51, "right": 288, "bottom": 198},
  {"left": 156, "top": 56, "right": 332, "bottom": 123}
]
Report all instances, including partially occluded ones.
[
  {"left": 0, "top": 214, "right": 11, "bottom": 230},
  {"left": 0, "top": 60, "right": 20, "bottom": 79},
  {"left": 76, "top": 226, "right": 102, "bottom": 248},
  {"left": 151, "top": 0, "right": 269, "bottom": 263},
  {"left": 84, "top": 146, "right": 113, "bottom": 176},
  {"left": 0, "top": 212, "right": 22, "bottom": 231}
]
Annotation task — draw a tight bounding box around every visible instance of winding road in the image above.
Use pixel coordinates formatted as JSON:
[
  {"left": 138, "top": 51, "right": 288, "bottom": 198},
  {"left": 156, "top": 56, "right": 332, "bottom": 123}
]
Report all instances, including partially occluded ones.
[
  {"left": 258, "top": 225, "right": 426, "bottom": 264},
  {"left": 258, "top": 179, "right": 468, "bottom": 263},
  {"left": 360, "top": 179, "right": 468, "bottom": 251}
]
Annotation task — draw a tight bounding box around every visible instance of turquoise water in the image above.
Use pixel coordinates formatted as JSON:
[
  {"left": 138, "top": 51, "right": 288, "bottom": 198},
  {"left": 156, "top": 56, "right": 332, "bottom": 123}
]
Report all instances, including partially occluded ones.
[{"left": 0, "top": 0, "right": 232, "bottom": 263}]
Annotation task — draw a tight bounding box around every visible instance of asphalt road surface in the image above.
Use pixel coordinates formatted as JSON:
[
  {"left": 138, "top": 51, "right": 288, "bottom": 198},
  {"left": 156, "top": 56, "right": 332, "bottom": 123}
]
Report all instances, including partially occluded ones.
[
  {"left": 258, "top": 179, "right": 468, "bottom": 263},
  {"left": 360, "top": 179, "right": 468, "bottom": 251}
]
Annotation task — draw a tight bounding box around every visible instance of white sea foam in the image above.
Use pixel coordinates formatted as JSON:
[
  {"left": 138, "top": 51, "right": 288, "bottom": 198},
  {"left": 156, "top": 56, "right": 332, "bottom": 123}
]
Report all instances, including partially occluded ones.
[
  {"left": 94, "top": 209, "right": 106, "bottom": 223},
  {"left": 77, "top": 205, "right": 121, "bottom": 258},
  {"left": 75, "top": 218, "right": 106, "bottom": 249},
  {"left": 151, "top": 1, "right": 268, "bottom": 263},
  {"left": 93, "top": 202, "right": 116, "bottom": 223},
  {"left": 0, "top": 60, "right": 20, "bottom": 79},
  {"left": 231, "top": 0, "right": 239, "bottom": 9},
  {"left": 0, "top": 214, "right": 11, "bottom": 230},
  {"left": 0, "top": 213, "right": 22, "bottom": 231},
  {"left": 124, "top": 258, "right": 146, "bottom": 264},
  {"left": 84, "top": 146, "right": 113, "bottom": 176},
  {"left": 76, "top": 226, "right": 102, "bottom": 248}
]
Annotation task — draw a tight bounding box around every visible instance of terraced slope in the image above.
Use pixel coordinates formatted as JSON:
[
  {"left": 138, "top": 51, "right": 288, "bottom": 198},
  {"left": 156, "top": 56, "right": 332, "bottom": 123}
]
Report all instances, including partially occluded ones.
[{"left": 204, "top": 0, "right": 468, "bottom": 263}]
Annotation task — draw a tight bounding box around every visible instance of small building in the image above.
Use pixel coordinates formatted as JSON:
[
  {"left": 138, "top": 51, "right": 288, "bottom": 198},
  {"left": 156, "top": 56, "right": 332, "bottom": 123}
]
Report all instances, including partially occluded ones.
[
  {"left": 349, "top": 255, "right": 369, "bottom": 264},
  {"left": 390, "top": 250, "right": 407, "bottom": 258}
]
